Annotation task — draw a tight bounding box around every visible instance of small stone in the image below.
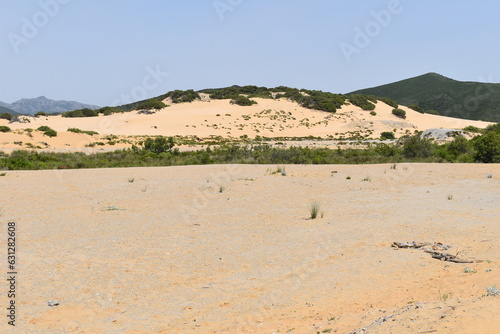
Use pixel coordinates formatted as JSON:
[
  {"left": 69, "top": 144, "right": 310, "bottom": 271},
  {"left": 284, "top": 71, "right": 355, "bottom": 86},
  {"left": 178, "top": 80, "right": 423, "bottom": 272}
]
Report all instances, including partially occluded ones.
[{"left": 48, "top": 300, "right": 59, "bottom": 307}]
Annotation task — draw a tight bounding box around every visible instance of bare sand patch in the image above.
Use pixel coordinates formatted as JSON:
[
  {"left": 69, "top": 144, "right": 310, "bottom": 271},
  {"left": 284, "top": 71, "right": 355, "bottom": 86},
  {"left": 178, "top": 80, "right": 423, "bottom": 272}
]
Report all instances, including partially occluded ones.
[{"left": 0, "top": 163, "right": 498, "bottom": 333}]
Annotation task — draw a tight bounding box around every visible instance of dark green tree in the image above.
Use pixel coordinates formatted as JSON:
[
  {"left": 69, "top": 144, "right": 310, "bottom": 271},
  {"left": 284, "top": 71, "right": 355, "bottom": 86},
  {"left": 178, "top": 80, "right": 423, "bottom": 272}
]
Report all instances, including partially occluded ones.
[
  {"left": 402, "top": 135, "right": 434, "bottom": 158},
  {"left": 473, "top": 131, "right": 500, "bottom": 162},
  {"left": 143, "top": 136, "right": 175, "bottom": 154}
]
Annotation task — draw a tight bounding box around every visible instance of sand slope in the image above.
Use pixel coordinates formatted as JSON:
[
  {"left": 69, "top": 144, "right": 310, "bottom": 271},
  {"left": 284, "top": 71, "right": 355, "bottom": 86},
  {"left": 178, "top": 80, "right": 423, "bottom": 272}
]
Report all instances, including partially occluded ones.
[
  {"left": 1, "top": 163, "right": 498, "bottom": 333},
  {"left": 0, "top": 98, "right": 493, "bottom": 152}
]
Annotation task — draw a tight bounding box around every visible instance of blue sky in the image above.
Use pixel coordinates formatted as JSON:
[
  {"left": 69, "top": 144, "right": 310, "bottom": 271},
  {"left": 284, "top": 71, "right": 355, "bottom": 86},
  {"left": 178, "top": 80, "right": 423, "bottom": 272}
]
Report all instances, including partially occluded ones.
[{"left": 1, "top": 0, "right": 499, "bottom": 106}]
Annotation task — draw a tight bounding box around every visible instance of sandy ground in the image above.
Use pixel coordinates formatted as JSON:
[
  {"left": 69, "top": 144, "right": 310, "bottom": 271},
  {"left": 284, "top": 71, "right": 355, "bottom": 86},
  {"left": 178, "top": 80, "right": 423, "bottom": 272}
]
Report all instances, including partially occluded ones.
[
  {"left": 0, "top": 99, "right": 492, "bottom": 152},
  {"left": 0, "top": 163, "right": 499, "bottom": 333}
]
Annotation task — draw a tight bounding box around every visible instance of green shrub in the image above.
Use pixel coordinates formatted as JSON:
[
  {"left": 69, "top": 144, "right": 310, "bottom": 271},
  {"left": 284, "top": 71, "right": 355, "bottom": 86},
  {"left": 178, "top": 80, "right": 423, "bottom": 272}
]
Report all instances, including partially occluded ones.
[
  {"left": 484, "top": 122, "right": 500, "bottom": 134},
  {"left": 0, "top": 113, "right": 13, "bottom": 121},
  {"left": 137, "top": 100, "right": 166, "bottom": 110},
  {"left": 309, "top": 201, "right": 321, "bottom": 219},
  {"left": 348, "top": 94, "right": 376, "bottom": 111},
  {"left": 392, "top": 108, "right": 406, "bottom": 119},
  {"left": 370, "top": 111, "right": 377, "bottom": 116},
  {"left": 0, "top": 125, "right": 11, "bottom": 133},
  {"left": 448, "top": 135, "right": 472, "bottom": 156},
  {"left": 202, "top": 86, "right": 345, "bottom": 113},
  {"left": 473, "top": 131, "right": 500, "bottom": 163},
  {"left": 380, "top": 131, "right": 395, "bottom": 140},
  {"left": 248, "top": 91, "right": 273, "bottom": 99},
  {"left": 408, "top": 105, "right": 425, "bottom": 113},
  {"left": 44, "top": 129, "right": 57, "bottom": 137},
  {"left": 425, "top": 109, "right": 440, "bottom": 115},
  {"left": 230, "top": 95, "right": 257, "bottom": 106},
  {"left": 62, "top": 108, "right": 99, "bottom": 118},
  {"left": 34, "top": 111, "right": 48, "bottom": 117},
  {"left": 378, "top": 97, "right": 398, "bottom": 108},
  {"left": 463, "top": 125, "right": 483, "bottom": 134},
  {"left": 143, "top": 136, "right": 175, "bottom": 154},
  {"left": 401, "top": 135, "right": 434, "bottom": 158},
  {"left": 37, "top": 126, "right": 57, "bottom": 137},
  {"left": 166, "top": 90, "right": 200, "bottom": 103},
  {"left": 297, "top": 90, "right": 344, "bottom": 113},
  {"left": 67, "top": 128, "right": 99, "bottom": 136},
  {"left": 98, "top": 106, "right": 123, "bottom": 115}
]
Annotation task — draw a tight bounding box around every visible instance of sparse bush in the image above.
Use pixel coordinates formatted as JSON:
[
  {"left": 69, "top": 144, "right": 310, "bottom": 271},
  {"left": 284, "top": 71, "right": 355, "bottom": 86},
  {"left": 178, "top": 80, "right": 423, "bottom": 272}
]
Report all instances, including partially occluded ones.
[
  {"left": 62, "top": 108, "right": 99, "bottom": 118},
  {"left": 426, "top": 109, "right": 440, "bottom": 115},
  {"left": 37, "top": 126, "right": 57, "bottom": 137},
  {"left": 143, "top": 136, "right": 175, "bottom": 154},
  {"left": 0, "top": 125, "right": 11, "bottom": 133},
  {"left": 98, "top": 106, "right": 123, "bottom": 115},
  {"left": 0, "top": 113, "right": 13, "bottom": 121},
  {"left": 230, "top": 95, "right": 257, "bottom": 106},
  {"left": 67, "top": 128, "right": 99, "bottom": 136},
  {"left": 309, "top": 201, "right": 321, "bottom": 219},
  {"left": 408, "top": 105, "right": 425, "bottom": 113},
  {"left": 378, "top": 97, "right": 398, "bottom": 108},
  {"left": 380, "top": 131, "right": 395, "bottom": 140},
  {"left": 349, "top": 94, "right": 376, "bottom": 111},
  {"left": 401, "top": 135, "right": 434, "bottom": 158},
  {"left": 137, "top": 100, "right": 166, "bottom": 110},
  {"left": 462, "top": 125, "right": 483, "bottom": 134},
  {"left": 392, "top": 108, "right": 406, "bottom": 119},
  {"left": 167, "top": 89, "right": 200, "bottom": 103}
]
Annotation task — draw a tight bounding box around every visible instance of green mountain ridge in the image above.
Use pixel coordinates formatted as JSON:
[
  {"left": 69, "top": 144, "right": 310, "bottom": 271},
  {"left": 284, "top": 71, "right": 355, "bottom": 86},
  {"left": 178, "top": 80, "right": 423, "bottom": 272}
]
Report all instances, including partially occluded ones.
[
  {"left": 0, "top": 105, "right": 18, "bottom": 115},
  {"left": 350, "top": 72, "right": 500, "bottom": 122}
]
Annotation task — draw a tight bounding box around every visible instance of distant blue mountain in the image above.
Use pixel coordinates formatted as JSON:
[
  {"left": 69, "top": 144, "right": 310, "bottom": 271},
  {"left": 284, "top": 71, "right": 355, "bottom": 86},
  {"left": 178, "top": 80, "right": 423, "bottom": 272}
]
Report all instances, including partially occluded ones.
[{"left": 0, "top": 96, "right": 100, "bottom": 115}]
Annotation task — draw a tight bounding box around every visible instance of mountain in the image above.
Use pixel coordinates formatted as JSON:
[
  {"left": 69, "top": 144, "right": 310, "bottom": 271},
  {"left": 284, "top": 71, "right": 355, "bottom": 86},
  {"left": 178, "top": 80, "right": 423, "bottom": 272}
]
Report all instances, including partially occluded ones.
[
  {"left": 0, "top": 96, "right": 100, "bottom": 115},
  {"left": 350, "top": 73, "right": 500, "bottom": 122},
  {"left": 0, "top": 105, "right": 18, "bottom": 115}
]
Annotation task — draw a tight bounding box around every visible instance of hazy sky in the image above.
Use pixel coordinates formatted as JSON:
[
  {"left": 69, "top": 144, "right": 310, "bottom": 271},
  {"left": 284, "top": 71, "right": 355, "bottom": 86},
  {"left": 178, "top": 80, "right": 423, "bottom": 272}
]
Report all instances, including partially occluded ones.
[{"left": 1, "top": 0, "right": 499, "bottom": 106}]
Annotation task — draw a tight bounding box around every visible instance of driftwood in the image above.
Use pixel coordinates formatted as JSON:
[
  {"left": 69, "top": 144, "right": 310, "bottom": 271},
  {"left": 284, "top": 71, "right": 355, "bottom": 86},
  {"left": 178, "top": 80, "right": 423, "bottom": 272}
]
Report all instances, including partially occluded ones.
[
  {"left": 392, "top": 241, "right": 450, "bottom": 251},
  {"left": 392, "top": 241, "right": 474, "bottom": 263},
  {"left": 424, "top": 250, "right": 474, "bottom": 263}
]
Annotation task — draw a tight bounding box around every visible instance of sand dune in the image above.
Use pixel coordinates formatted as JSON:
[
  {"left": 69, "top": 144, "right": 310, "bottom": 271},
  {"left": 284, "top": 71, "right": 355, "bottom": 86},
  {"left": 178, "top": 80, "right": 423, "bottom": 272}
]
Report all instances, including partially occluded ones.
[
  {"left": 1, "top": 163, "right": 498, "bottom": 333},
  {"left": 0, "top": 98, "right": 493, "bottom": 152}
]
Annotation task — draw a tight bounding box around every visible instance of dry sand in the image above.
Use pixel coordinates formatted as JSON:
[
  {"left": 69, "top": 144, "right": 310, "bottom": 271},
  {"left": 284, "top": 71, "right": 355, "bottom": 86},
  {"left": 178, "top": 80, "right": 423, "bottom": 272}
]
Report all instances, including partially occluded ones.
[
  {"left": 1, "top": 163, "right": 499, "bottom": 333},
  {"left": 0, "top": 99, "right": 493, "bottom": 152}
]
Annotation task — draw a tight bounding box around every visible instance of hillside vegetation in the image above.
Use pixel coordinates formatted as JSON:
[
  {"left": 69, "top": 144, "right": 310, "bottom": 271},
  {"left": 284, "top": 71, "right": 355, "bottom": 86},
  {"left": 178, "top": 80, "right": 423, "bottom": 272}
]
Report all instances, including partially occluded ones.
[
  {"left": 350, "top": 72, "right": 500, "bottom": 122},
  {"left": 0, "top": 123, "right": 498, "bottom": 170}
]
